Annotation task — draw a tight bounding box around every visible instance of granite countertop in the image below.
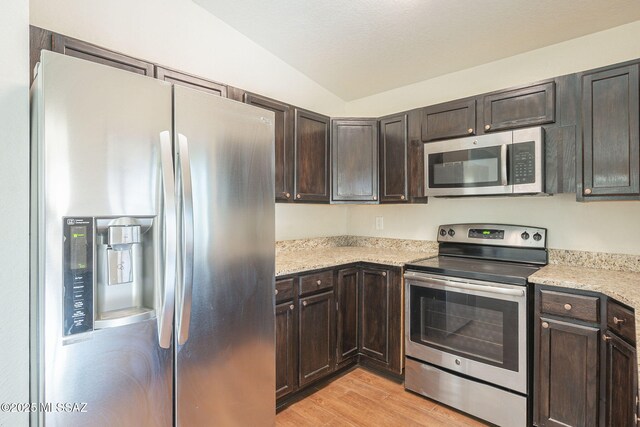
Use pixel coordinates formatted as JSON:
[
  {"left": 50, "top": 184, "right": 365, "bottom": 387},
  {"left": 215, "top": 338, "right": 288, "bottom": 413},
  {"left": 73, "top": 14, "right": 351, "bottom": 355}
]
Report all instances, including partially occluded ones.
[{"left": 276, "top": 246, "right": 437, "bottom": 277}]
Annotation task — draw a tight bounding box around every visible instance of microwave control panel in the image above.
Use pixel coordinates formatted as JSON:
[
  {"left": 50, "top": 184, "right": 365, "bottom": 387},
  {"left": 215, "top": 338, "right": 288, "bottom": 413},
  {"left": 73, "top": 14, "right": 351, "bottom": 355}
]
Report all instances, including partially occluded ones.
[
  {"left": 512, "top": 141, "right": 536, "bottom": 185},
  {"left": 62, "top": 217, "right": 94, "bottom": 336}
]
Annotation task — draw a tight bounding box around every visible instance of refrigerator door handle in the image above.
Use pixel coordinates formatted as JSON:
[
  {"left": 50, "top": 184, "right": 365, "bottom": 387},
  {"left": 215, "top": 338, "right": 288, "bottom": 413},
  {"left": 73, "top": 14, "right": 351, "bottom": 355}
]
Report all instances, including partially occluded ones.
[
  {"left": 158, "top": 130, "right": 177, "bottom": 349},
  {"left": 176, "top": 133, "right": 194, "bottom": 345}
]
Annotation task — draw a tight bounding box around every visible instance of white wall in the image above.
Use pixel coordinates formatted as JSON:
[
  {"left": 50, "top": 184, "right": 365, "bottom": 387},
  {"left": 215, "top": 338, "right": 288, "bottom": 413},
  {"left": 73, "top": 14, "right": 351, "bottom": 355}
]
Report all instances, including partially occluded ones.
[
  {"left": 345, "top": 20, "right": 640, "bottom": 116},
  {"left": 276, "top": 204, "right": 348, "bottom": 240},
  {"left": 29, "top": 0, "right": 346, "bottom": 117},
  {"left": 347, "top": 194, "right": 640, "bottom": 255},
  {"left": 0, "top": 0, "right": 30, "bottom": 425}
]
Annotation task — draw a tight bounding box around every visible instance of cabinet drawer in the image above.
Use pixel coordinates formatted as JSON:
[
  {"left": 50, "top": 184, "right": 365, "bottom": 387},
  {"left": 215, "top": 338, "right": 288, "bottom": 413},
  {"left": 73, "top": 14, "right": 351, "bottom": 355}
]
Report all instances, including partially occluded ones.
[
  {"left": 540, "top": 290, "right": 600, "bottom": 323},
  {"left": 276, "top": 278, "right": 294, "bottom": 303},
  {"left": 607, "top": 300, "right": 636, "bottom": 344},
  {"left": 299, "top": 271, "right": 333, "bottom": 296}
]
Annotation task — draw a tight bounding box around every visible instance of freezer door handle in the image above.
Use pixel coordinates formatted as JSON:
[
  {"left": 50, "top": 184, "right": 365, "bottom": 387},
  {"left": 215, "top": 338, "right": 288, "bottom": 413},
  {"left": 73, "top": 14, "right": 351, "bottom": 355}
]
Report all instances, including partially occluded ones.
[
  {"left": 158, "top": 130, "right": 177, "bottom": 349},
  {"left": 176, "top": 133, "right": 194, "bottom": 345}
]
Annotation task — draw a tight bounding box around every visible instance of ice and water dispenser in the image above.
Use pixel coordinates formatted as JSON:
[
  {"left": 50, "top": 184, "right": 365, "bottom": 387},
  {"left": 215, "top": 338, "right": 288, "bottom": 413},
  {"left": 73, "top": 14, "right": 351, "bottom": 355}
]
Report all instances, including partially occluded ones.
[{"left": 63, "top": 216, "right": 157, "bottom": 337}]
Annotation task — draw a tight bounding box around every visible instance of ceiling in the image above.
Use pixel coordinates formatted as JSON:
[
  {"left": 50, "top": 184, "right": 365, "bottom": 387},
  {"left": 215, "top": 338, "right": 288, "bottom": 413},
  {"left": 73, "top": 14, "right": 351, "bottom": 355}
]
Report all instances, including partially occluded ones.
[{"left": 193, "top": 0, "right": 640, "bottom": 101}]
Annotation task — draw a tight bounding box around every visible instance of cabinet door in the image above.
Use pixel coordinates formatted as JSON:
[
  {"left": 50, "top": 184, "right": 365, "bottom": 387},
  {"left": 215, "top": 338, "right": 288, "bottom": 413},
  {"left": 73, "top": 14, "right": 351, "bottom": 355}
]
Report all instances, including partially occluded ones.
[
  {"left": 298, "top": 291, "right": 335, "bottom": 386},
  {"left": 294, "top": 109, "right": 331, "bottom": 202},
  {"left": 52, "top": 33, "right": 154, "bottom": 76},
  {"left": 245, "top": 94, "right": 294, "bottom": 202},
  {"left": 379, "top": 114, "right": 409, "bottom": 203},
  {"left": 604, "top": 331, "right": 638, "bottom": 427},
  {"left": 275, "top": 301, "right": 297, "bottom": 400},
  {"left": 482, "top": 81, "right": 555, "bottom": 132},
  {"left": 580, "top": 64, "right": 640, "bottom": 199},
  {"left": 336, "top": 268, "right": 359, "bottom": 366},
  {"left": 155, "top": 66, "right": 227, "bottom": 97},
  {"left": 421, "top": 99, "right": 476, "bottom": 142},
  {"left": 331, "top": 119, "right": 379, "bottom": 202},
  {"left": 534, "top": 317, "right": 599, "bottom": 427},
  {"left": 359, "top": 267, "right": 402, "bottom": 374}
]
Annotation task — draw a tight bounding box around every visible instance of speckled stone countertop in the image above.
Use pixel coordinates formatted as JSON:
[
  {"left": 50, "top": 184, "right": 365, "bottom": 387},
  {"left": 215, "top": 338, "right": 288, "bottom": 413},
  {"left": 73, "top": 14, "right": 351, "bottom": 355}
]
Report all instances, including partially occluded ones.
[{"left": 275, "top": 236, "right": 437, "bottom": 276}]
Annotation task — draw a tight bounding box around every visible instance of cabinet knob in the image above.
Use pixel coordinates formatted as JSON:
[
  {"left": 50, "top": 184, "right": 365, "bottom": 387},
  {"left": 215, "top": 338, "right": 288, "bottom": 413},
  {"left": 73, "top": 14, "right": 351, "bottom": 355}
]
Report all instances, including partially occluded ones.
[
  {"left": 467, "top": 128, "right": 473, "bottom": 134},
  {"left": 541, "top": 321, "right": 549, "bottom": 329},
  {"left": 603, "top": 335, "right": 612, "bottom": 342},
  {"left": 289, "top": 304, "right": 294, "bottom": 311},
  {"left": 400, "top": 195, "right": 405, "bottom": 200},
  {"left": 613, "top": 316, "right": 626, "bottom": 325},
  {"left": 316, "top": 279, "right": 322, "bottom": 286},
  {"left": 302, "top": 301, "right": 307, "bottom": 307},
  {"left": 296, "top": 194, "right": 301, "bottom": 199},
  {"left": 373, "top": 196, "right": 377, "bottom": 201},
  {"left": 285, "top": 192, "right": 291, "bottom": 199},
  {"left": 584, "top": 188, "right": 592, "bottom": 195},
  {"left": 564, "top": 303, "right": 572, "bottom": 311},
  {"left": 484, "top": 124, "right": 491, "bottom": 130},
  {"left": 382, "top": 272, "right": 387, "bottom": 277},
  {"left": 275, "top": 289, "right": 279, "bottom": 295}
]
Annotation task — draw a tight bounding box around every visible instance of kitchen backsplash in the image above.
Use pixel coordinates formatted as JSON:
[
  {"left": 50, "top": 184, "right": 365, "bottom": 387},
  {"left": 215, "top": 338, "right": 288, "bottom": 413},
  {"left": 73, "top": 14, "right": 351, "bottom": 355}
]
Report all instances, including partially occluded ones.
[{"left": 277, "top": 236, "right": 640, "bottom": 273}]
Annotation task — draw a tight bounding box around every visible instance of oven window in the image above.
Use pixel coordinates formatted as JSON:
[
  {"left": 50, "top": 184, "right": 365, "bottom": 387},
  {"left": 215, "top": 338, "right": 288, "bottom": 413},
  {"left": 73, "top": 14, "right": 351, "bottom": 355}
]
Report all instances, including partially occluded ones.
[
  {"left": 428, "top": 146, "right": 503, "bottom": 188},
  {"left": 410, "top": 285, "right": 519, "bottom": 371}
]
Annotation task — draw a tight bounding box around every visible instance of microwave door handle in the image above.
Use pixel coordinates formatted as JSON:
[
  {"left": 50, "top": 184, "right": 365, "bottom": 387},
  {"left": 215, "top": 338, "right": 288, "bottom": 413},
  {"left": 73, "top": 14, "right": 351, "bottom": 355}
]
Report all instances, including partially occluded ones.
[
  {"left": 406, "top": 274, "right": 524, "bottom": 297},
  {"left": 176, "top": 133, "right": 194, "bottom": 346},
  {"left": 501, "top": 144, "right": 508, "bottom": 186},
  {"left": 158, "top": 130, "right": 177, "bottom": 349}
]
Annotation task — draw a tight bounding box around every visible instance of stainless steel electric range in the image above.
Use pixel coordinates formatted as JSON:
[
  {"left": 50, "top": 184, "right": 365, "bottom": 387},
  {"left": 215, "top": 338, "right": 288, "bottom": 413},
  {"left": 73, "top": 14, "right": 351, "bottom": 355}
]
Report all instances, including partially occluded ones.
[{"left": 404, "top": 223, "right": 548, "bottom": 427}]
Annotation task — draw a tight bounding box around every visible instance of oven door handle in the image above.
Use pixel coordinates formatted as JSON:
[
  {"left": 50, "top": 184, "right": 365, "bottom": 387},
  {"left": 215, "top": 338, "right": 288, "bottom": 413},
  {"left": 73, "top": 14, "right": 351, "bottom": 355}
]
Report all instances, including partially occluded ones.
[{"left": 405, "top": 274, "right": 525, "bottom": 297}]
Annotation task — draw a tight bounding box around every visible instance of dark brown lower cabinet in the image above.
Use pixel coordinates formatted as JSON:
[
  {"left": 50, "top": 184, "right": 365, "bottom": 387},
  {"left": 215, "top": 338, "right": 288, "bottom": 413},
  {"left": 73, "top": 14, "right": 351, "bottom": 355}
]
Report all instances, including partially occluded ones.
[
  {"left": 336, "top": 268, "right": 359, "bottom": 367},
  {"left": 359, "top": 267, "right": 402, "bottom": 375},
  {"left": 275, "top": 301, "right": 296, "bottom": 400},
  {"left": 604, "top": 331, "right": 638, "bottom": 427},
  {"left": 298, "top": 290, "right": 335, "bottom": 387},
  {"left": 535, "top": 317, "right": 599, "bottom": 427}
]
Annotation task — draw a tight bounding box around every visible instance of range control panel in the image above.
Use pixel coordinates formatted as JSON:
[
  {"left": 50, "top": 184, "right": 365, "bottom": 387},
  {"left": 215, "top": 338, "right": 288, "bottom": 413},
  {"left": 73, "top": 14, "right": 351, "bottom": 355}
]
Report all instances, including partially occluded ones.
[
  {"left": 63, "top": 217, "right": 94, "bottom": 336},
  {"left": 437, "top": 223, "right": 547, "bottom": 249}
]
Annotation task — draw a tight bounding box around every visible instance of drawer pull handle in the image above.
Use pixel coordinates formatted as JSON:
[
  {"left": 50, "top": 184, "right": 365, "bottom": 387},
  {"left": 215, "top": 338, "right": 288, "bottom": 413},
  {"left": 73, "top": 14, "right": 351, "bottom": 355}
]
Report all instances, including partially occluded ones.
[
  {"left": 541, "top": 321, "right": 549, "bottom": 329},
  {"left": 613, "top": 316, "right": 626, "bottom": 325},
  {"left": 289, "top": 304, "right": 294, "bottom": 311},
  {"left": 302, "top": 301, "right": 307, "bottom": 307},
  {"left": 275, "top": 289, "right": 279, "bottom": 295},
  {"left": 316, "top": 280, "right": 322, "bottom": 286},
  {"left": 564, "top": 303, "right": 572, "bottom": 311}
]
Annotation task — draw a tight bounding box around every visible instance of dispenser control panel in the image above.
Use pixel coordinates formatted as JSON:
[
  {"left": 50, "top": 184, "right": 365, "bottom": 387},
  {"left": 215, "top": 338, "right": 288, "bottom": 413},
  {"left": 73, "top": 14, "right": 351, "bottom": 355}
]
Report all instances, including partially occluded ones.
[{"left": 63, "top": 217, "right": 94, "bottom": 336}]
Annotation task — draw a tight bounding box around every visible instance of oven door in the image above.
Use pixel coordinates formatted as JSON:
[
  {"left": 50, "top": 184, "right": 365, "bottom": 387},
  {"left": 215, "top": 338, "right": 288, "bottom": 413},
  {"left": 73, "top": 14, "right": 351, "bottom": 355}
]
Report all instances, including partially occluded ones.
[
  {"left": 424, "top": 131, "right": 512, "bottom": 196},
  {"left": 404, "top": 271, "right": 527, "bottom": 393}
]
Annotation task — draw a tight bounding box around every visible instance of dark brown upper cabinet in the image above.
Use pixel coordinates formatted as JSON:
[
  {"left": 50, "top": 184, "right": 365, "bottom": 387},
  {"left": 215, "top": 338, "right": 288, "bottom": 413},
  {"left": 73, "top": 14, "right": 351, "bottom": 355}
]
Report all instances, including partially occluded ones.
[
  {"left": 421, "top": 99, "right": 476, "bottom": 142},
  {"left": 482, "top": 81, "right": 555, "bottom": 132},
  {"left": 379, "top": 114, "right": 409, "bottom": 203},
  {"left": 52, "top": 33, "right": 154, "bottom": 76},
  {"left": 578, "top": 63, "right": 640, "bottom": 200},
  {"left": 155, "top": 66, "right": 227, "bottom": 97},
  {"left": 331, "top": 119, "right": 379, "bottom": 203},
  {"left": 244, "top": 94, "right": 294, "bottom": 202},
  {"left": 294, "top": 109, "right": 331, "bottom": 203}
]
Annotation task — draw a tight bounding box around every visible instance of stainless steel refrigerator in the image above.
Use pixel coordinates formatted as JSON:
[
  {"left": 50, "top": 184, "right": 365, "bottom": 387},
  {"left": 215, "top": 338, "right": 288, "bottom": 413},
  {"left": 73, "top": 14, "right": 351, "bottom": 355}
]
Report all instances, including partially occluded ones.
[{"left": 30, "top": 50, "right": 275, "bottom": 426}]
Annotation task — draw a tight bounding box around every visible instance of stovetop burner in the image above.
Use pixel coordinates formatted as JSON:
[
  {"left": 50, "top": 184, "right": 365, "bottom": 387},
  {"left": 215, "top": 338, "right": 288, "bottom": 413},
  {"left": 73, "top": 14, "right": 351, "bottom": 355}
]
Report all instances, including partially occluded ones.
[{"left": 405, "top": 223, "right": 548, "bottom": 285}]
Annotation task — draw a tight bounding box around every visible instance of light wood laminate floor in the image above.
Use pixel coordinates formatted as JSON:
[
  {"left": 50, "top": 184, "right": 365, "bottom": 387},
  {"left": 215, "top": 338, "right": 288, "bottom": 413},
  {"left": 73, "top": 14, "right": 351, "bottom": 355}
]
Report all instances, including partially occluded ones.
[{"left": 276, "top": 368, "right": 490, "bottom": 426}]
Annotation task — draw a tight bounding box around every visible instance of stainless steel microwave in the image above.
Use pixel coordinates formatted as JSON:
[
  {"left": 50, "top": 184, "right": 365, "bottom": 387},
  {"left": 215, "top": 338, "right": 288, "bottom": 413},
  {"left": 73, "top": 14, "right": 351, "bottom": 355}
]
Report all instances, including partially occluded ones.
[{"left": 424, "top": 127, "right": 544, "bottom": 196}]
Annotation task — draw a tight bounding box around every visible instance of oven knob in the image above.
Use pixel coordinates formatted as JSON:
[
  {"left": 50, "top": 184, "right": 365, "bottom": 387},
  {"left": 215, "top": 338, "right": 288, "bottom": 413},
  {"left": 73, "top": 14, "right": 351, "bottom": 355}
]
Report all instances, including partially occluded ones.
[
  {"left": 439, "top": 228, "right": 447, "bottom": 237},
  {"left": 521, "top": 232, "right": 530, "bottom": 240},
  {"left": 448, "top": 229, "right": 455, "bottom": 237},
  {"left": 455, "top": 359, "right": 461, "bottom": 366},
  {"left": 533, "top": 232, "right": 542, "bottom": 241}
]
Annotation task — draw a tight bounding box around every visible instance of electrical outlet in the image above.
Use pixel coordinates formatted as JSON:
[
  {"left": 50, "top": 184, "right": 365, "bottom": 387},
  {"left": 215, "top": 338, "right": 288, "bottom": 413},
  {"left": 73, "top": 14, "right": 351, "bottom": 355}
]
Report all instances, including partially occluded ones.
[{"left": 375, "top": 216, "right": 384, "bottom": 230}]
